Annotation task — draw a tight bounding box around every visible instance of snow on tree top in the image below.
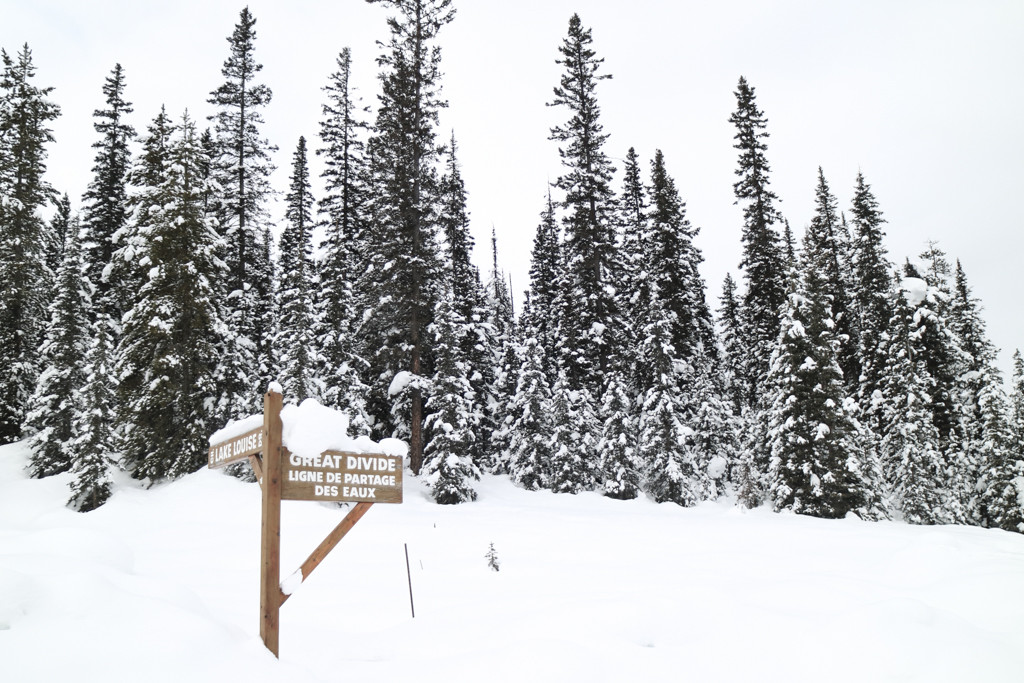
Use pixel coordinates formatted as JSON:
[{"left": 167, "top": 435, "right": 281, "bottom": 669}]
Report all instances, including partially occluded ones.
[
  {"left": 388, "top": 370, "right": 419, "bottom": 397},
  {"left": 209, "top": 398, "right": 407, "bottom": 461},
  {"left": 902, "top": 277, "right": 928, "bottom": 306}
]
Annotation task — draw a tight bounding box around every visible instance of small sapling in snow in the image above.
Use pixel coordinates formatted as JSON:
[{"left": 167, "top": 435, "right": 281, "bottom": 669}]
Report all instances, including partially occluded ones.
[{"left": 485, "top": 543, "right": 500, "bottom": 572}]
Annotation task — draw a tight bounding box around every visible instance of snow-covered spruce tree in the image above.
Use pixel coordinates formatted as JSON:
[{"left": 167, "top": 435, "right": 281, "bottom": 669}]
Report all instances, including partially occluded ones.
[
  {"left": 979, "top": 350, "right": 1024, "bottom": 532},
  {"left": 548, "top": 369, "right": 598, "bottom": 494},
  {"left": 422, "top": 293, "right": 480, "bottom": 504},
  {"left": 489, "top": 331, "right": 522, "bottom": 474},
  {"left": 207, "top": 6, "right": 277, "bottom": 414},
  {"left": 0, "top": 44, "right": 61, "bottom": 444},
  {"left": 879, "top": 287, "right": 948, "bottom": 524},
  {"left": 25, "top": 223, "right": 89, "bottom": 477},
  {"left": 316, "top": 47, "right": 371, "bottom": 430},
  {"left": 647, "top": 149, "right": 716, "bottom": 363},
  {"left": 505, "top": 337, "right": 551, "bottom": 490},
  {"left": 637, "top": 293, "right": 696, "bottom": 506},
  {"left": 804, "top": 168, "right": 857, "bottom": 394},
  {"left": 437, "top": 132, "right": 493, "bottom": 464},
  {"left": 765, "top": 272, "right": 869, "bottom": 519},
  {"left": 68, "top": 317, "right": 117, "bottom": 511},
  {"left": 548, "top": 14, "right": 622, "bottom": 393},
  {"left": 911, "top": 246, "right": 960, "bottom": 450},
  {"left": 718, "top": 273, "right": 747, "bottom": 415},
  {"left": 729, "top": 76, "right": 785, "bottom": 410},
  {"left": 1011, "top": 350, "right": 1024, "bottom": 457},
  {"left": 849, "top": 172, "right": 891, "bottom": 425},
  {"left": 475, "top": 230, "right": 515, "bottom": 473},
  {"left": 616, "top": 146, "right": 649, "bottom": 335},
  {"left": 598, "top": 371, "right": 640, "bottom": 500},
  {"left": 680, "top": 354, "right": 739, "bottom": 502},
  {"left": 360, "top": 0, "right": 455, "bottom": 473},
  {"left": 116, "top": 113, "right": 225, "bottom": 481},
  {"left": 254, "top": 225, "right": 278, "bottom": 396},
  {"left": 946, "top": 260, "right": 992, "bottom": 523},
  {"left": 81, "top": 63, "right": 135, "bottom": 328},
  {"left": 523, "top": 189, "right": 562, "bottom": 374},
  {"left": 111, "top": 106, "right": 174, "bottom": 327},
  {"left": 276, "top": 137, "right": 319, "bottom": 403},
  {"left": 45, "top": 192, "right": 71, "bottom": 275}
]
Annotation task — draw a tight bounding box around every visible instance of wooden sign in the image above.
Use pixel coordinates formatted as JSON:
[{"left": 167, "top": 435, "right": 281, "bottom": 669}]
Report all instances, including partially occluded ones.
[
  {"left": 208, "top": 426, "right": 263, "bottom": 469},
  {"left": 282, "top": 450, "right": 403, "bottom": 503},
  {"left": 207, "top": 389, "right": 405, "bottom": 659}
]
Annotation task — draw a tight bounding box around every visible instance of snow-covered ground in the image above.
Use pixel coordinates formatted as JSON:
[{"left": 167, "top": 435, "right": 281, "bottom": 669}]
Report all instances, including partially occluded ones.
[{"left": 2, "top": 439, "right": 1023, "bottom": 682}]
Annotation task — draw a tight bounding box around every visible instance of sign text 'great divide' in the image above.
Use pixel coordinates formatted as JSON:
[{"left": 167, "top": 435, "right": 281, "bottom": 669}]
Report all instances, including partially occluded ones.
[
  {"left": 208, "top": 427, "right": 263, "bottom": 469},
  {"left": 282, "top": 450, "right": 403, "bottom": 504}
]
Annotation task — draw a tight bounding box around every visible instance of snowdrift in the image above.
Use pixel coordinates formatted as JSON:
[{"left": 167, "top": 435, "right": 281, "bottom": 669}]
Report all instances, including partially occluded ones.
[{"left": 2, "top": 439, "right": 1023, "bottom": 682}]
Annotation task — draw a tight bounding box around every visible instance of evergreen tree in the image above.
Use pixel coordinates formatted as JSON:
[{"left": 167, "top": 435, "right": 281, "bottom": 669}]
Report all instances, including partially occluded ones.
[
  {"left": 646, "top": 149, "right": 715, "bottom": 361},
  {"left": 421, "top": 294, "right": 480, "bottom": 503},
  {"left": 879, "top": 288, "right": 948, "bottom": 524},
  {"left": 637, "top": 293, "right": 696, "bottom": 506},
  {"left": 81, "top": 63, "right": 135, "bottom": 327},
  {"left": 906, "top": 249, "right": 961, "bottom": 470},
  {"left": 276, "top": 137, "right": 318, "bottom": 403},
  {"left": 524, "top": 189, "right": 561, "bottom": 372},
  {"left": 729, "top": 76, "right": 785, "bottom": 409},
  {"left": 849, "top": 172, "right": 891, "bottom": 429},
  {"left": 718, "top": 273, "right": 746, "bottom": 414},
  {"left": 505, "top": 337, "right": 551, "bottom": 490},
  {"left": 360, "top": 0, "right": 455, "bottom": 473},
  {"left": 25, "top": 223, "right": 88, "bottom": 477},
  {"left": 116, "top": 112, "right": 225, "bottom": 480},
  {"left": 548, "top": 369, "right": 598, "bottom": 494},
  {"left": 0, "top": 45, "right": 61, "bottom": 444},
  {"left": 207, "top": 6, "right": 277, "bottom": 412},
  {"left": 437, "top": 132, "right": 494, "bottom": 463},
  {"left": 616, "top": 146, "right": 649, "bottom": 328},
  {"left": 68, "top": 317, "right": 117, "bottom": 511},
  {"left": 681, "top": 355, "right": 739, "bottom": 501},
  {"left": 597, "top": 372, "right": 640, "bottom": 500},
  {"left": 765, "top": 280, "right": 868, "bottom": 519},
  {"left": 979, "top": 350, "right": 1024, "bottom": 532},
  {"left": 548, "top": 14, "right": 620, "bottom": 391},
  {"left": 1011, "top": 350, "right": 1024, "bottom": 457},
  {"left": 803, "top": 168, "right": 857, "bottom": 392},
  {"left": 316, "top": 47, "right": 371, "bottom": 425},
  {"left": 112, "top": 107, "right": 174, "bottom": 321},
  {"left": 45, "top": 192, "right": 71, "bottom": 275}
]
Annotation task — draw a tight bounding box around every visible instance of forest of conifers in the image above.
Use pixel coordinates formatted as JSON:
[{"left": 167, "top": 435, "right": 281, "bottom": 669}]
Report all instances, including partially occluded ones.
[{"left": 1, "top": 2, "right": 1021, "bottom": 532}]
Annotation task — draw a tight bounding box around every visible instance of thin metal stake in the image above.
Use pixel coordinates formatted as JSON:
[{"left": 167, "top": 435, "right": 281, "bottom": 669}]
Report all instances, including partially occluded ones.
[{"left": 404, "top": 543, "right": 415, "bottom": 618}]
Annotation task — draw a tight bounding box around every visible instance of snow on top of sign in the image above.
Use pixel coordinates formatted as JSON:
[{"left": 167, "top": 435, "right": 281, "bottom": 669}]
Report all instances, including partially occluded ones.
[
  {"left": 208, "top": 413, "right": 263, "bottom": 446},
  {"left": 208, "top": 398, "right": 408, "bottom": 460},
  {"left": 267, "top": 381, "right": 283, "bottom": 395},
  {"left": 282, "top": 398, "right": 403, "bottom": 460}
]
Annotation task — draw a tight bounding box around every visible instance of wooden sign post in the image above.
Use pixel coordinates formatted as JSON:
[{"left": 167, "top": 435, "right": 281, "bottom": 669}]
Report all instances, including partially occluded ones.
[{"left": 207, "top": 388, "right": 404, "bottom": 658}]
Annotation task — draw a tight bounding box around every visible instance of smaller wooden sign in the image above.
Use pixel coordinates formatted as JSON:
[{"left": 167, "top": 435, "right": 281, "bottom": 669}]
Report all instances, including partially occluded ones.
[
  {"left": 282, "top": 450, "right": 403, "bottom": 504},
  {"left": 208, "top": 427, "right": 263, "bottom": 469}
]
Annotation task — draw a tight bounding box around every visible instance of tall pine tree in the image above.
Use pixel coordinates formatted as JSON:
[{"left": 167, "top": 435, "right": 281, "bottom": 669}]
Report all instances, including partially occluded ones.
[
  {"left": 25, "top": 223, "right": 88, "bottom": 478},
  {"left": 81, "top": 63, "right": 135, "bottom": 328},
  {"left": 116, "top": 113, "right": 226, "bottom": 480},
  {"left": 207, "top": 7, "right": 277, "bottom": 414},
  {"left": 276, "top": 137, "right": 318, "bottom": 403},
  {"left": 361, "top": 0, "right": 455, "bottom": 473},
  {"left": 548, "top": 14, "right": 620, "bottom": 392},
  {"left": 729, "top": 76, "right": 785, "bottom": 409},
  {"left": 0, "top": 45, "right": 61, "bottom": 444}
]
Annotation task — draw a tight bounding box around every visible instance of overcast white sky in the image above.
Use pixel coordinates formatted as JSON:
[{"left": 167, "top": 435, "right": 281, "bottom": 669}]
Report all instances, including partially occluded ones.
[{"left": 4, "top": 0, "right": 1023, "bottom": 381}]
